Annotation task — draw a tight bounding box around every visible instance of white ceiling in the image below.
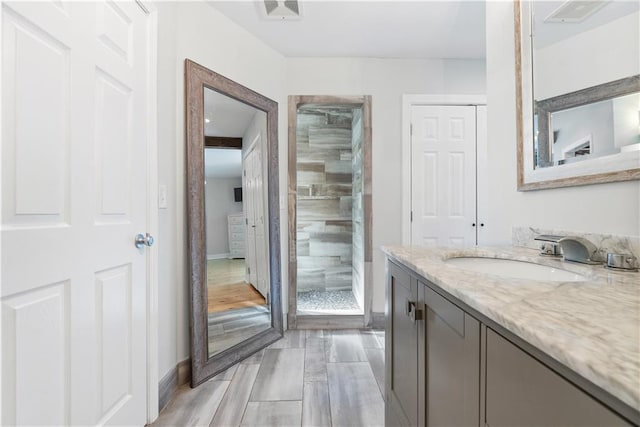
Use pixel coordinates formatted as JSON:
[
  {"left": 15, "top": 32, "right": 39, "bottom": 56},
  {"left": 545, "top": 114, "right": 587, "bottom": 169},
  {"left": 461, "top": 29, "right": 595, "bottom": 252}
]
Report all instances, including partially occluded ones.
[
  {"left": 206, "top": 0, "right": 487, "bottom": 59},
  {"left": 533, "top": 1, "right": 639, "bottom": 49},
  {"left": 204, "top": 87, "right": 259, "bottom": 137},
  {"left": 205, "top": 148, "right": 242, "bottom": 178}
]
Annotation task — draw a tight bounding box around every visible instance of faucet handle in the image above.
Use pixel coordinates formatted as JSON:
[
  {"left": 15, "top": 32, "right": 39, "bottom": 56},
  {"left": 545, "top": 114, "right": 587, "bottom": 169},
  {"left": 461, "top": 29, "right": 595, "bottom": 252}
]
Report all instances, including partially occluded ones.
[
  {"left": 538, "top": 242, "right": 562, "bottom": 257},
  {"left": 534, "top": 234, "right": 565, "bottom": 243}
]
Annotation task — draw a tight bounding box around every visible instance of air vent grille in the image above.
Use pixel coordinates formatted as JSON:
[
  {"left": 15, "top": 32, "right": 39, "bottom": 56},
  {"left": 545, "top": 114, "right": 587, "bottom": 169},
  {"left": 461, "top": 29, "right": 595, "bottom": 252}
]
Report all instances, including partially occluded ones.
[
  {"left": 263, "top": 0, "right": 301, "bottom": 20},
  {"left": 544, "top": 1, "right": 609, "bottom": 23}
]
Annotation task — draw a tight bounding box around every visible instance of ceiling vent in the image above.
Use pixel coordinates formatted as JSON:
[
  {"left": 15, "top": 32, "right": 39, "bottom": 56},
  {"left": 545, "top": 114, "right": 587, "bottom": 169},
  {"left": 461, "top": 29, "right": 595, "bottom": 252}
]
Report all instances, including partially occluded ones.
[
  {"left": 263, "top": 0, "right": 301, "bottom": 20},
  {"left": 544, "top": 1, "right": 610, "bottom": 23}
]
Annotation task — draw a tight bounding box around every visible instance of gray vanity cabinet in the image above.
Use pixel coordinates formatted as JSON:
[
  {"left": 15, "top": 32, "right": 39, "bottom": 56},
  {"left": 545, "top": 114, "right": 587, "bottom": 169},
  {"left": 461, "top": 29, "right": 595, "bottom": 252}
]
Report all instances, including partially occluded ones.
[
  {"left": 485, "top": 329, "right": 631, "bottom": 427},
  {"left": 385, "top": 259, "right": 636, "bottom": 427},
  {"left": 386, "top": 262, "right": 419, "bottom": 426}
]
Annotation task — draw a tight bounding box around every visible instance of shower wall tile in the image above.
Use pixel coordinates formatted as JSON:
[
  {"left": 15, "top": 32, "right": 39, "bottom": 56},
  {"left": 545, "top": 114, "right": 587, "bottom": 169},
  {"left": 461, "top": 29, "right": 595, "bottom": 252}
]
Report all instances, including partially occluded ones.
[
  {"left": 297, "top": 161, "right": 326, "bottom": 185},
  {"left": 340, "top": 197, "right": 353, "bottom": 217},
  {"left": 297, "top": 221, "right": 326, "bottom": 233},
  {"left": 326, "top": 160, "right": 352, "bottom": 174},
  {"left": 325, "top": 220, "right": 352, "bottom": 233},
  {"left": 297, "top": 108, "right": 356, "bottom": 293},
  {"left": 297, "top": 256, "right": 342, "bottom": 269},
  {"left": 297, "top": 232, "right": 310, "bottom": 256},
  {"left": 309, "top": 232, "right": 352, "bottom": 258},
  {"left": 311, "top": 184, "right": 352, "bottom": 197},
  {"left": 340, "top": 151, "right": 352, "bottom": 161},
  {"left": 298, "top": 145, "right": 342, "bottom": 162},
  {"left": 325, "top": 266, "right": 354, "bottom": 291},
  {"left": 297, "top": 198, "right": 343, "bottom": 220},
  {"left": 327, "top": 112, "right": 353, "bottom": 126},
  {"left": 308, "top": 126, "right": 352, "bottom": 149},
  {"left": 352, "top": 108, "right": 365, "bottom": 309},
  {"left": 326, "top": 172, "right": 352, "bottom": 184},
  {"left": 297, "top": 186, "right": 312, "bottom": 197}
]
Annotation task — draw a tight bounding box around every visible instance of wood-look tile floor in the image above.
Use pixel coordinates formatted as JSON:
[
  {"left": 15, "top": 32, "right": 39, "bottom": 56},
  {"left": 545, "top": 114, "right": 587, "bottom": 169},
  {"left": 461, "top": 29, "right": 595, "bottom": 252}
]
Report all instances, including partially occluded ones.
[{"left": 151, "top": 329, "right": 385, "bottom": 427}]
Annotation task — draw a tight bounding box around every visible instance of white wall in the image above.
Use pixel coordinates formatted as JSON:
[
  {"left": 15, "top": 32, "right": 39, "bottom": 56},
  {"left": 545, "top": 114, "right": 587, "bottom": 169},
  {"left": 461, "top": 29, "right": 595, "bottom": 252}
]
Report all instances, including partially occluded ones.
[
  {"left": 155, "top": 1, "right": 287, "bottom": 381},
  {"left": 286, "top": 58, "right": 487, "bottom": 313},
  {"left": 485, "top": 2, "right": 640, "bottom": 248},
  {"left": 205, "top": 177, "right": 243, "bottom": 256},
  {"left": 155, "top": 0, "right": 179, "bottom": 382}
]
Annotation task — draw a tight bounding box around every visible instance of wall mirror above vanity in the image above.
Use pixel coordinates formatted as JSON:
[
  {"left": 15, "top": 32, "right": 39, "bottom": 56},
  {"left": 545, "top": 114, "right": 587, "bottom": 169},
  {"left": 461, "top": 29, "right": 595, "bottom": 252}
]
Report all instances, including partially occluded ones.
[
  {"left": 185, "top": 59, "right": 283, "bottom": 386},
  {"left": 516, "top": 0, "right": 640, "bottom": 190}
]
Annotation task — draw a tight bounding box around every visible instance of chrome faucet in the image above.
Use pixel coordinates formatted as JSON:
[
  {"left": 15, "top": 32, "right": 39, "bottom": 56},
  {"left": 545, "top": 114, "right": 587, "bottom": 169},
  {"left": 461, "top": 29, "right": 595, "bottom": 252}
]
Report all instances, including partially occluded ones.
[
  {"left": 534, "top": 234, "right": 564, "bottom": 257},
  {"left": 557, "top": 237, "right": 603, "bottom": 265}
]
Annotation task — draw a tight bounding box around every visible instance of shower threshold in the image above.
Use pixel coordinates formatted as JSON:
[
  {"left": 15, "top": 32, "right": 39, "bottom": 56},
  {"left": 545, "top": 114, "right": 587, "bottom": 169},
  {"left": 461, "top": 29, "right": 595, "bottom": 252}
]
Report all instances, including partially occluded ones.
[{"left": 297, "top": 290, "right": 363, "bottom": 315}]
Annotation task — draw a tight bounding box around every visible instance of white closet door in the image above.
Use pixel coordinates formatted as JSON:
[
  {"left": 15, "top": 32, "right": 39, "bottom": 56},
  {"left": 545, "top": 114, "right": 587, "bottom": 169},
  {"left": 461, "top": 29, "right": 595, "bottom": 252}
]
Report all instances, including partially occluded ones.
[
  {"left": 252, "top": 143, "right": 269, "bottom": 299},
  {"left": 1, "top": 2, "right": 150, "bottom": 425},
  {"left": 476, "top": 106, "right": 489, "bottom": 245},
  {"left": 411, "top": 105, "right": 477, "bottom": 247},
  {"left": 243, "top": 147, "right": 258, "bottom": 289}
]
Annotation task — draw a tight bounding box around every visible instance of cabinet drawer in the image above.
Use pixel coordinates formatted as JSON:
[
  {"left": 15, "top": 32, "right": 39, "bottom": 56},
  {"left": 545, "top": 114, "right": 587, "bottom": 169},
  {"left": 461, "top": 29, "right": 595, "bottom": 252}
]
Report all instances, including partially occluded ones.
[
  {"left": 228, "top": 214, "right": 244, "bottom": 225},
  {"left": 230, "top": 224, "right": 244, "bottom": 233},
  {"left": 230, "top": 232, "right": 244, "bottom": 241},
  {"left": 229, "top": 240, "right": 244, "bottom": 249}
]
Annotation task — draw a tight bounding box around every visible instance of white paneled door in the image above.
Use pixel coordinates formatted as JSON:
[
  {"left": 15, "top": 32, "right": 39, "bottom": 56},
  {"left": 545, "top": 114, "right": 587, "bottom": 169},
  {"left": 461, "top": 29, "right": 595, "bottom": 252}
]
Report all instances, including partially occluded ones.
[
  {"left": 411, "top": 105, "right": 477, "bottom": 247},
  {"left": 2, "top": 2, "right": 151, "bottom": 426},
  {"left": 243, "top": 142, "right": 268, "bottom": 299}
]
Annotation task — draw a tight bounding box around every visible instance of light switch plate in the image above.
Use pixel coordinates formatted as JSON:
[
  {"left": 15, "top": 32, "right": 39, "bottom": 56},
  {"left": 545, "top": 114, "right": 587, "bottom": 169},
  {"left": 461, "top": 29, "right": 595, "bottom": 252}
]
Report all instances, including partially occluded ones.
[{"left": 158, "top": 184, "right": 168, "bottom": 209}]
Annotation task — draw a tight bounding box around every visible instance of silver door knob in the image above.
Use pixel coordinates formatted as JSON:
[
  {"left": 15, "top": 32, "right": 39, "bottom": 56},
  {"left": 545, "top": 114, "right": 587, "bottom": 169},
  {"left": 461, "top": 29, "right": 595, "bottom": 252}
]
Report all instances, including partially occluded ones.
[{"left": 135, "top": 233, "right": 155, "bottom": 248}]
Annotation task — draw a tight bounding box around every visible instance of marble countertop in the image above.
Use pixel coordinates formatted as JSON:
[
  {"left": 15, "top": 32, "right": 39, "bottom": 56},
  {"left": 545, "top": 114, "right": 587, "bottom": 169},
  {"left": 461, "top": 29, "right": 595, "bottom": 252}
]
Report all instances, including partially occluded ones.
[{"left": 382, "top": 245, "right": 640, "bottom": 412}]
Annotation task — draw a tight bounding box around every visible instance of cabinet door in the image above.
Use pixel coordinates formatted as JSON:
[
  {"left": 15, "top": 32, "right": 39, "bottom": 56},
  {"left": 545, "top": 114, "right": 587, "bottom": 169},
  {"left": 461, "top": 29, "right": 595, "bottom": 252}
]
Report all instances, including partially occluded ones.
[
  {"left": 485, "top": 329, "right": 631, "bottom": 427},
  {"left": 424, "top": 285, "right": 480, "bottom": 427},
  {"left": 386, "top": 262, "right": 419, "bottom": 426}
]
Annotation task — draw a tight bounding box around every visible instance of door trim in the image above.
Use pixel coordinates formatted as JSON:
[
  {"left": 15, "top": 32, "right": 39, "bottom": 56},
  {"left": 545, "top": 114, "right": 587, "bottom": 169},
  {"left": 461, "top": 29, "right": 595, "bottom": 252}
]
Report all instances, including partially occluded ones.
[
  {"left": 139, "top": 1, "right": 160, "bottom": 423},
  {"left": 401, "top": 95, "right": 487, "bottom": 246}
]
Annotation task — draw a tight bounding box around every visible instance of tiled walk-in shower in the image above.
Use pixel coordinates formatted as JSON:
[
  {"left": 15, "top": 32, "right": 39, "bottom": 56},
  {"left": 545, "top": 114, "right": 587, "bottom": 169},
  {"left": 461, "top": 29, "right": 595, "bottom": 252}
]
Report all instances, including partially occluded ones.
[{"left": 296, "top": 105, "right": 365, "bottom": 313}]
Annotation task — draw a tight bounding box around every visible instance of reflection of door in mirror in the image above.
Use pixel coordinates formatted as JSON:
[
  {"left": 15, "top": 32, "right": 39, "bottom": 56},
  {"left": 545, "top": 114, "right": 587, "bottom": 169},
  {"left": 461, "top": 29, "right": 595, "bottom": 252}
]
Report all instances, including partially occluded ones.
[{"left": 203, "top": 87, "right": 271, "bottom": 358}]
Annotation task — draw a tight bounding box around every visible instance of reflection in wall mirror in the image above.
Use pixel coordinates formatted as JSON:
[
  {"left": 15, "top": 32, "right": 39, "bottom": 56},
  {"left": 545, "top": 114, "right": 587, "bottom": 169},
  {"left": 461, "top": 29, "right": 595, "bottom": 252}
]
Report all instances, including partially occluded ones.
[
  {"left": 186, "top": 60, "right": 282, "bottom": 386},
  {"left": 516, "top": 0, "right": 640, "bottom": 190}
]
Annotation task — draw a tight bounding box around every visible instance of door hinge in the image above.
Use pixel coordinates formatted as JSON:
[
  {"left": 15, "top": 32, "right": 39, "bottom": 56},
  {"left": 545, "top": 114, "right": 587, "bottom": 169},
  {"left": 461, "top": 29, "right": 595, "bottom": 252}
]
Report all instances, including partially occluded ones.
[
  {"left": 410, "top": 123, "right": 413, "bottom": 136},
  {"left": 411, "top": 211, "right": 413, "bottom": 222},
  {"left": 246, "top": 218, "right": 248, "bottom": 225},
  {"left": 247, "top": 266, "right": 251, "bottom": 274}
]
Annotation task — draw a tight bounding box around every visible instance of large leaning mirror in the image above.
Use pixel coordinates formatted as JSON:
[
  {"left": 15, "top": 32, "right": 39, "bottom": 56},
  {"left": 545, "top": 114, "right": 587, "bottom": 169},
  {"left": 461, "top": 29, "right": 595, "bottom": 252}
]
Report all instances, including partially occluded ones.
[
  {"left": 515, "top": 0, "right": 640, "bottom": 190},
  {"left": 185, "top": 59, "right": 283, "bottom": 386}
]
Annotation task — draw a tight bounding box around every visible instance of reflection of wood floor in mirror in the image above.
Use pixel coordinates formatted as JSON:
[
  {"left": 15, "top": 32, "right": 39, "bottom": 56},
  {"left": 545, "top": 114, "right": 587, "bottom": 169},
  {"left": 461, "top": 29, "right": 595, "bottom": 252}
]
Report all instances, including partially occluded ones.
[
  {"left": 207, "top": 259, "right": 266, "bottom": 313},
  {"left": 207, "top": 258, "right": 271, "bottom": 356}
]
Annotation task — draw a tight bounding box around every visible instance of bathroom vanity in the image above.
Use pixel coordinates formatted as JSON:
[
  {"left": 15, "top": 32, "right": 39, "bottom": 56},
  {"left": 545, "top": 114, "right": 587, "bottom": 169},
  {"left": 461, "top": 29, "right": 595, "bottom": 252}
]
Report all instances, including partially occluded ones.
[{"left": 383, "top": 246, "right": 640, "bottom": 427}]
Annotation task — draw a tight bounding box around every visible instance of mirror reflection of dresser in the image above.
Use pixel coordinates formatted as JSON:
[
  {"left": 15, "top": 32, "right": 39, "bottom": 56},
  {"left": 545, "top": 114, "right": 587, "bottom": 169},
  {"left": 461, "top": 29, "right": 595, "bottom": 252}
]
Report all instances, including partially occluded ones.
[{"left": 227, "top": 212, "right": 245, "bottom": 259}]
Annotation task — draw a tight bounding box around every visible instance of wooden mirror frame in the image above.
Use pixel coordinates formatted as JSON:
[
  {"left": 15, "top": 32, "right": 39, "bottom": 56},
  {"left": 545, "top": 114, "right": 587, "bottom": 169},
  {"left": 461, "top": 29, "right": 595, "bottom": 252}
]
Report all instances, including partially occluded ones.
[
  {"left": 185, "top": 59, "right": 283, "bottom": 386},
  {"left": 515, "top": 1, "right": 640, "bottom": 191}
]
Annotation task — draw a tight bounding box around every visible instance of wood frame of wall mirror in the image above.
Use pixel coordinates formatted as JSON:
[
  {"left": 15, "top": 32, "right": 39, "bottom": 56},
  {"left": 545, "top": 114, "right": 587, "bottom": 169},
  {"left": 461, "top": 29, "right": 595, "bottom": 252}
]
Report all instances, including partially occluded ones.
[
  {"left": 185, "top": 59, "right": 283, "bottom": 387},
  {"left": 514, "top": 1, "right": 640, "bottom": 191}
]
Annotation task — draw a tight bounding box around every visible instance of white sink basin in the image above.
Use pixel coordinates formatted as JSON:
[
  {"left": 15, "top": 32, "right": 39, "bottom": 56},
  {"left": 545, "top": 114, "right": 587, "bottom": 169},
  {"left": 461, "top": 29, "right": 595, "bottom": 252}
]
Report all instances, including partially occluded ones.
[{"left": 445, "top": 257, "right": 588, "bottom": 282}]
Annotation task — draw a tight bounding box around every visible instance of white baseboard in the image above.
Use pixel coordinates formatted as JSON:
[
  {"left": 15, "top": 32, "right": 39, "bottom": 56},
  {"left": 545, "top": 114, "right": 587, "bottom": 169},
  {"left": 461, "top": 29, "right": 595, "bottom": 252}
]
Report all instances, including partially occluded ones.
[{"left": 207, "top": 253, "right": 230, "bottom": 260}]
